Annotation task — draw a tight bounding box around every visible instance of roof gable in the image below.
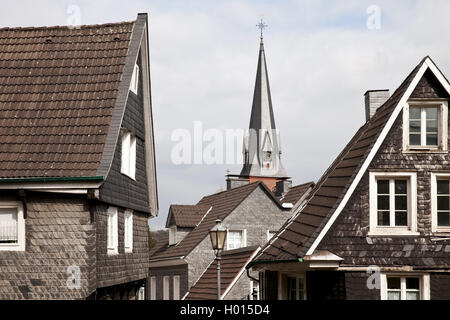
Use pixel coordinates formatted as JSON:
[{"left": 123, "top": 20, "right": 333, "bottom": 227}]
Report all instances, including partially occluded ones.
[
  {"left": 0, "top": 16, "right": 146, "bottom": 180},
  {"left": 255, "top": 56, "right": 450, "bottom": 263}
]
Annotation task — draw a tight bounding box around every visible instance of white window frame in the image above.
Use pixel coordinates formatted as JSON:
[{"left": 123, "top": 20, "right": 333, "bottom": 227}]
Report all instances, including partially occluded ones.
[
  {"left": 173, "top": 275, "right": 180, "bottom": 300},
  {"left": 402, "top": 101, "right": 448, "bottom": 152},
  {"left": 130, "top": 63, "right": 139, "bottom": 94},
  {"left": 124, "top": 210, "right": 133, "bottom": 253},
  {"left": 430, "top": 172, "right": 450, "bottom": 233},
  {"left": 137, "top": 286, "right": 145, "bottom": 300},
  {"left": 168, "top": 225, "right": 177, "bottom": 246},
  {"left": 369, "top": 172, "right": 419, "bottom": 236},
  {"left": 121, "top": 129, "right": 136, "bottom": 180},
  {"left": 0, "top": 202, "right": 25, "bottom": 251},
  {"left": 267, "top": 230, "right": 276, "bottom": 241},
  {"left": 150, "top": 276, "right": 156, "bottom": 300},
  {"left": 380, "top": 273, "right": 430, "bottom": 300},
  {"left": 226, "top": 229, "right": 247, "bottom": 250},
  {"left": 163, "top": 276, "right": 170, "bottom": 300},
  {"left": 107, "top": 206, "right": 118, "bottom": 255},
  {"left": 249, "top": 280, "right": 260, "bottom": 300}
]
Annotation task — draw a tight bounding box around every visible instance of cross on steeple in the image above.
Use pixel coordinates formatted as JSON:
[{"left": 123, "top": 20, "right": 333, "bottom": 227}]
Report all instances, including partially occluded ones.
[{"left": 256, "top": 18, "right": 267, "bottom": 39}]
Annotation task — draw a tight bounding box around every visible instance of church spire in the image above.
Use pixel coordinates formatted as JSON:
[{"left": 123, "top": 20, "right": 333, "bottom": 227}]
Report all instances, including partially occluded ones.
[{"left": 239, "top": 20, "right": 288, "bottom": 184}]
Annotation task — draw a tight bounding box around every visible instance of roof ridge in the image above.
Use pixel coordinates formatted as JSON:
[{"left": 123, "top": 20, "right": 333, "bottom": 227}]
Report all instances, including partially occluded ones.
[
  {"left": 197, "top": 181, "right": 261, "bottom": 203},
  {"left": 0, "top": 20, "right": 135, "bottom": 32}
]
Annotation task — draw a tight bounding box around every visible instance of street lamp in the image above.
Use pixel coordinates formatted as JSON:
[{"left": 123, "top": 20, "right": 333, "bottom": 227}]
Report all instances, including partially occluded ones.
[{"left": 209, "top": 218, "right": 227, "bottom": 300}]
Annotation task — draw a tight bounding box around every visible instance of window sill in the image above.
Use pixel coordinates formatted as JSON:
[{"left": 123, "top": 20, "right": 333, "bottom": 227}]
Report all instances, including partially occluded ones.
[
  {"left": 0, "top": 244, "right": 25, "bottom": 251},
  {"left": 107, "top": 249, "right": 119, "bottom": 255},
  {"left": 431, "top": 229, "right": 450, "bottom": 235},
  {"left": 368, "top": 230, "right": 420, "bottom": 237},
  {"left": 403, "top": 148, "right": 447, "bottom": 154}
]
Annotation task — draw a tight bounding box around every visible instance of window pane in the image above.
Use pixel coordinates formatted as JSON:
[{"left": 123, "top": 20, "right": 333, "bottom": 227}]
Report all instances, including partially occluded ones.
[
  {"left": 409, "top": 120, "right": 421, "bottom": 133},
  {"left": 395, "top": 196, "right": 407, "bottom": 210},
  {"left": 395, "top": 180, "right": 407, "bottom": 194},
  {"left": 409, "top": 107, "right": 421, "bottom": 119},
  {"left": 377, "top": 180, "right": 389, "bottom": 194},
  {"left": 426, "top": 119, "right": 438, "bottom": 132},
  {"left": 437, "top": 196, "right": 449, "bottom": 211},
  {"left": 287, "top": 278, "right": 296, "bottom": 300},
  {"left": 409, "top": 134, "right": 421, "bottom": 146},
  {"left": 395, "top": 211, "right": 408, "bottom": 226},
  {"left": 406, "top": 292, "right": 420, "bottom": 300},
  {"left": 425, "top": 107, "right": 438, "bottom": 120},
  {"left": 0, "top": 208, "right": 18, "bottom": 243},
  {"left": 426, "top": 134, "right": 438, "bottom": 146},
  {"left": 406, "top": 278, "right": 420, "bottom": 290},
  {"left": 438, "top": 212, "right": 450, "bottom": 226},
  {"left": 377, "top": 195, "right": 390, "bottom": 210},
  {"left": 388, "top": 291, "right": 401, "bottom": 300},
  {"left": 437, "top": 180, "right": 449, "bottom": 194},
  {"left": 378, "top": 211, "right": 390, "bottom": 226},
  {"left": 387, "top": 277, "right": 401, "bottom": 289}
]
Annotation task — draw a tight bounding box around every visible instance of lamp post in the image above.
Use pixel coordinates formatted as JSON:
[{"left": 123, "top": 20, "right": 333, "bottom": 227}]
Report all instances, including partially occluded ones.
[{"left": 209, "top": 218, "right": 227, "bottom": 300}]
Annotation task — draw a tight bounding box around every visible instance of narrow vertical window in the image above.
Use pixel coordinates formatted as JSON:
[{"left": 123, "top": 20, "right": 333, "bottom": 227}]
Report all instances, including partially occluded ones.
[
  {"left": 107, "top": 207, "right": 118, "bottom": 255},
  {"left": 130, "top": 63, "right": 139, "bottom": 94},
  {"left": 121, "top": 130, "right": 136, "bottom": 180},
  {"left": 436, "top": 179, "right": 450, "bottom": 228},
  {"left": 150, "top": 277, "right": 156, "bottom": 300},
  {"left": 124, "top": 210, "right": 133, "bottom": 253},
  {"left": 173, "top": 275, "right": 180, "bottom": 300},
  {"left": 163, "top": 276, "right": 170, "bottom": 300}
]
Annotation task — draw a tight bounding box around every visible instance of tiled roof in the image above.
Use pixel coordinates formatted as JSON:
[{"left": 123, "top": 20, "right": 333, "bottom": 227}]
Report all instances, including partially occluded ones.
[
  {"left": 0, "top": 21, "right": 134, "bottom": 178},
  {"left": 150, "top": 182, "right": 280, "bottom": 260},
  {"left": 184, "top": 246, "right": 260, "bottom": 300},
  {"left": 167, "top": 204, "right": 211, "bottom": 228},
  {"left": 255, "top": 57, "right": 429, "bottom": 262},
  {"left": 280, "top": 182, "right": 314, "bottom": 205}
]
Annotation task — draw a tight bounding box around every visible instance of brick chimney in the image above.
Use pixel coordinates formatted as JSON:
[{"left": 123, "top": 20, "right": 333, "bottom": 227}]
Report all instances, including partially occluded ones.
[{"left": 364, "top": 89, "right": 390, "bottom": 121}]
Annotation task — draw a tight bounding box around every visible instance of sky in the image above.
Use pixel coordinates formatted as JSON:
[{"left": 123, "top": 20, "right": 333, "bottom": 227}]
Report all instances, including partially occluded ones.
[{"left": 1, "top": 0, "right": 449, "bottom": 229}]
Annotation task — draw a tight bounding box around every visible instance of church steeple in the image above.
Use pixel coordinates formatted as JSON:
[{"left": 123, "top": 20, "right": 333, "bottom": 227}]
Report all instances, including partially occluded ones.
[{"left": 238, "top": 21, "right": 288, "bottom": 189}]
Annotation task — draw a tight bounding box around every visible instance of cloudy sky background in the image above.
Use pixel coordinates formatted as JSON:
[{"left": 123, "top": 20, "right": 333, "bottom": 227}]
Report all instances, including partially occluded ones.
[{"left": 2, "top": 0, "right": 449, "bottom": 229}]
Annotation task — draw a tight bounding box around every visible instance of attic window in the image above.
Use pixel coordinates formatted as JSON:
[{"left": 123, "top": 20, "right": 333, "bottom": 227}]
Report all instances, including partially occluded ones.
[
  {"left": 121, "top": 129, "right": 136, "bottom": 180},
  {"left": 403, "top": 102, "right": 448, "bottom": 152},
  {"left": 130, "top": 63, "right": 139, "bottom": 94}
]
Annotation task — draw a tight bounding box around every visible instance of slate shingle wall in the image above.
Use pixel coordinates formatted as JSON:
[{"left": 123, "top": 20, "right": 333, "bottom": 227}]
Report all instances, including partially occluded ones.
[
  {"left": 99, "top": 50, "right": 150, "bottom": 214},
  {"left": 0, "top": 193, "right": 96, "bottom": 300},
  {"left": 95, "top": 203, "right": 149, "bottom": 289}
]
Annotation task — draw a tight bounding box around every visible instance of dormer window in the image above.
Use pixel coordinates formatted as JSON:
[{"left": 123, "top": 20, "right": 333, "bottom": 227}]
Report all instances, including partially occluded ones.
[
  {"left": 403, "top": 102, "right": 448, "bottom": 151},
  {"left": 130, "top": 63, "right": 139, "bottom": 94},
  {"left": 168, "top": 226, "right": 177, "bottom": 246}
]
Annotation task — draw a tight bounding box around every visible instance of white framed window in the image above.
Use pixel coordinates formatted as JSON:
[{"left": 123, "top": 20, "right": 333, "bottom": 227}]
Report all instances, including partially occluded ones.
[
  {"left": 163, "top": 276, "right": 170, "bottom": 300},
  {"left": 124, "top": 210, "right": 133, "bottom": 253},
  {"left": 137, "top": 286, "right": 145, "bottom": 300},
  {"left": 226, "top": 229, "right": 247, "bottom": 250},
  {"left": 121, "top": 129, "right": 136, "bottom": 180},
  {"left": 0, "top": 202, "right": 25, "bottom": 251},
  {"left": 107, "top": 206, "right": 118, "bottom": 255},
  {"left": 173, "top": 275, "right": 180, "bottom": 300},
  {"left": 369, "top": 172, "right": 418, "bottom": 236},
  {"left": 249, "top": 280, "right": 260, "bottom": 300},
  {"left": 403, "top": 101, "right": 448, "bottom": 151},
  {"left": 286, "top": 276, "right": 306, "bottom": 300},
  {"left": 380, "top": 274, "right": 430, "bottom": 300},
  {"left": 168, "top": 226, "right": 177, "bottom": 246},
  {"left": 267, "top": 230, "right": 276, "bottom": 241},
  {"left": 430, "top": 173, "right": 450, "bottom": 233},
  {"left": 130, "top": 63, "right": 139, "bottom": 94},
  {"left": 150, "top": 276, "right": 156, "bottom": 300}
]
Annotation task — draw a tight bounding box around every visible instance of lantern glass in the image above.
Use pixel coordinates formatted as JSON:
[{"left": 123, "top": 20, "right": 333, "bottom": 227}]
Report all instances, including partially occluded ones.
[{"left": 209, "top": 219, "right": 227, "bottom": 251}]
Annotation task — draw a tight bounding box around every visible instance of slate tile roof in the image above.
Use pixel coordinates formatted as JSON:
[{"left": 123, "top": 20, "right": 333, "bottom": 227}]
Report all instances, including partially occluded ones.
[
  {"left": 280, "top": 181, "right": 314, "bottom": 205},
  {"left": 167, "top": 204, "right": 211, "bottom": 228},
  {"left": 0, "top": 21, "right": 134, "bottom": 178},
  {"left": 255, "top": 57, "right": 428, "bottom": 262},
  {"left": 150, "top": 182, "right": 273, "bottom": 260},
  {"left": 184, "top": 246, "right": 259, "bottom": 300}
]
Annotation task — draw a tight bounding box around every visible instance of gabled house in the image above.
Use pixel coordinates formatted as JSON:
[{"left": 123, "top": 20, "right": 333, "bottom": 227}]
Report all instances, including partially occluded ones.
[
  {"left": 250, "top": 56, "right": 450, "bottom": 300},
  {"left": 149, "top": 35, "right": 314, "bottom": 300},
  {"left": 0, "top": 13, "right": 158, "bottom": 299}
]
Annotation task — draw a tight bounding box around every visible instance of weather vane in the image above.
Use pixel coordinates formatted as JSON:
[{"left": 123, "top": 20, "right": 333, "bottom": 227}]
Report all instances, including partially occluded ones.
[{"left": 256, "top": 17, "right": 268, "bottom": 38}]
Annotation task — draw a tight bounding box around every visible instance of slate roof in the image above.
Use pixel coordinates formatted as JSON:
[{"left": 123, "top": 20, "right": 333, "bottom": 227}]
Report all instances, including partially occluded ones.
[
  {"left": 166, "top": 204, "right": 211, "bottom": 228},
  {"left": 280, "top": 182, "right": 314, "bottom": 205},
  {"left": 255, "top": 57, "right": 433, "bottom": 262},
  {"left": 150, "top": 182, "right": 284, "bottom": 260},
  {"left": 184, "top": 246, "right": 260, "bottom": 300},
  {"left": 0, "top": 20, "right": 135, "bottom": 178}
]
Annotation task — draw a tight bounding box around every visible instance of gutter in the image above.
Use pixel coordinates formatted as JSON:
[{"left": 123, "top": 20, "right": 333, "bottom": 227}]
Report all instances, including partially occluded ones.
[
  {"left": 246, "top": 258, "right": 303, "bottom": 269},
  {"left": 0, "top": 176, "right": 104, "bottom": 183}
]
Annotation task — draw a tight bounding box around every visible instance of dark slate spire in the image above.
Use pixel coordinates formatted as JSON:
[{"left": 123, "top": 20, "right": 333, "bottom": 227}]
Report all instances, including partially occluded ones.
[{"left": 240, "top": 33, "right": 287, "bottom": 179}]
